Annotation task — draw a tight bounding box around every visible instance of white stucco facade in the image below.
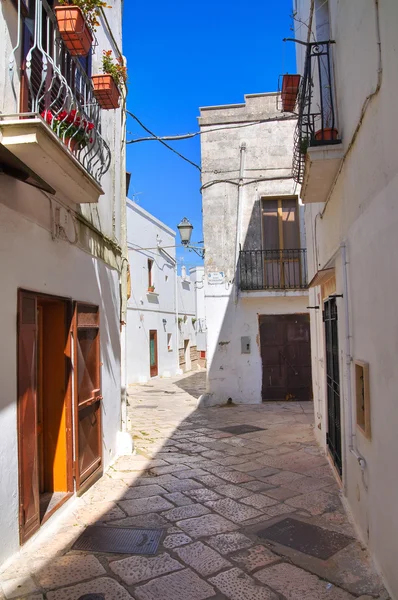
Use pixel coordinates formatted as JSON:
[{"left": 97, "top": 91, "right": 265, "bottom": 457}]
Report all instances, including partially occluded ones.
[
  {"left": 126, "top": 201, "right": 203, "bottom": 383},
  {"left": 199, "top": 93, "right": 310, "bottom": 406},
  {"left": 293, "top": 1, "right": 398, "bottom": 596},
  {"left": 0, "top": 0, "right": 126, "bottom": 566}
]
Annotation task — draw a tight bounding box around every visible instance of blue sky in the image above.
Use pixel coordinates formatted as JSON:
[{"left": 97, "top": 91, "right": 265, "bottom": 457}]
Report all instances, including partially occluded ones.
[{"left": 124, "top": 0, "right": 295, "bottom": 267}]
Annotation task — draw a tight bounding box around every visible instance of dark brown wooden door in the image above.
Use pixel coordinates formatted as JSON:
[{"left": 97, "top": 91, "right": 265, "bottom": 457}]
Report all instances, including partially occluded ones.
[
  {"left": 149, "top": 330, "right": 158, "bottom": 377},
  {"left": 260, "top": 314, "right": 312, "bottom": 401},
  {"left": 17, "top": 291, "right": 40, "bottom": 543},
  {"left": 72, "top": 303, "right": 102, "bottom": 491}
]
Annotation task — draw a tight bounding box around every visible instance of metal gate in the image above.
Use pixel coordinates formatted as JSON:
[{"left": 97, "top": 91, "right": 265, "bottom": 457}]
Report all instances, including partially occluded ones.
[{"left": 324, "top": 298, "right": 342, "bottom": 475}]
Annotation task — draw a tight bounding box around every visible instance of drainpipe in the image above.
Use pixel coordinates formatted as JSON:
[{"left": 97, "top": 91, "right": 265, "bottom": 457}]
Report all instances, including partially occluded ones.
[
  {"left": 341, "top": 244, "right": 366, "bottom": 477},
  {"left": 234, "top": 142, "right": 246, "bottom": 298}
]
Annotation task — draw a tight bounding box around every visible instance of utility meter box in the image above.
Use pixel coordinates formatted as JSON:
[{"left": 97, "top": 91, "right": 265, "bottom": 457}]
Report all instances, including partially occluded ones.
[{"left": 241, "top": 336, "right": 251, "bottom": 354}]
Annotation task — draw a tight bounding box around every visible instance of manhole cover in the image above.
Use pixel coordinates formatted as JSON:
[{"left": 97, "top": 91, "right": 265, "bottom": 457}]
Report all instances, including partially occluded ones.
[
  {"left": 219, "top": 424, "right": 266, "bottom": 435},
  {"left": 73, "top": 526, "right": 163, "bottom": 555},
  {"left": 257, "top": 518, "right": 353, "bottom": 560},
  {"left": 78, "top": 595, "right": 105, "bottom": 600}
]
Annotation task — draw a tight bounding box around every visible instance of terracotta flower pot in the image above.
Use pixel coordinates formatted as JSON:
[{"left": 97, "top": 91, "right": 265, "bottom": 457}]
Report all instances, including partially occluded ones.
[
  {"left": 315, "top": 128, "right": 339, "bottom": 141},
  {"left": 281, "top": 74, "right": 301, "bottom": 112},
  {"left": 66, "top": 137, "right": 80, "bottom": 153},
  {"left": 91, "top": 74, "right": 120, "bottom": 109},
  {"left": 55, "top": 6, "right": 93, "bottom": 57}
]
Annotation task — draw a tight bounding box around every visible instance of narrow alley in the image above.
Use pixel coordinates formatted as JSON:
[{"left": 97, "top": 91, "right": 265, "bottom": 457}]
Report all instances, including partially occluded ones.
[{"left": 0, "top": 373, "right": 387, "bottom": 600}]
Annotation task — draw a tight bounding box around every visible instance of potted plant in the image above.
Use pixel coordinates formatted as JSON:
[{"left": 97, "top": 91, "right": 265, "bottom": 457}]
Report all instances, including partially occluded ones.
[
  {"left": 41, "top": 109, "right": 94, "bottom": 152},
  {"left": 299, "top": 136, "right": 310, "bottom": 155},
  {"left": 314, "top": 127, "right": 339, "bottom": 141},
  {"left": 281, "top": 74, "right": 301, "bottom": 112},
  {"left": 92, "top": 50, "right": 127, "bottom": 110},
  {"left": 55, "top": 0, "right": 108, "bottom": 56},
  {"left": 148, "top": 285, "right": 155, "bottom": 293}
]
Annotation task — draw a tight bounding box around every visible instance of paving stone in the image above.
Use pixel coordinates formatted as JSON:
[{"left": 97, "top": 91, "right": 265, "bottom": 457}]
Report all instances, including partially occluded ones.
[
  {"left": 255, "top": 563, "right": 355, "bottom": 599},
  {"left": 284, "top": 476, "right": 335, "bottom": 493},
  {"left": 186, "top": 488, "right": 222, "bottom": 502},
  {"left": 150, "top": 464, "right": 191, "bottom": 475},
  {"left": 231, "top": 461, "right": 271, "bottom": 473},
  {"left": 263, "top": 487, "right": 301, "bottom": 501},
  {"left": 177, "top": 514, "right": 239, "bottom": 538},
  {"left": 110, "top": 552, "right": 183, "bottom": 585},
  {"left": 214, "top": 455, "right": 255, "bottom": 467},
  {"left": 195, "top": 475, "right": 228, "bottom": 488},
  {"left": 134, "top": 568, "right": 215, "bottom": 600},
  {"left": 137, "top": 474, "right": 178, "bottom": 486},
  {"left": 209, "top": 567, "right": 278, "bottom": 600},
  {"left": 216, "top": 471, "right": 255, "bottom": 484},
  {"left": 46, "top": 577, "right": 134, "bottom": 599},
  {"left": 118, "top": 495, "right": 174, "bottom": 516},
  {"left": 214, "top": 484, "right": 251, "bottom": 500},
  {"left": 73, "top": 502, "right": 126, "bottom": 525},
  {"left": 109, "top": 513, "right": 168, "bottom": 528},
  {"left": 35, "top": 554, "right": 105, "bottom": 589},
  {"left": 206, "top": 498, "right": 262, "bottom": 523},
  {"left": 164, "top": 492, "right": 195, "bottom": 506},
  {"left": 263, "top": 471, "right": 306, "bottom": 486},
  {"left": 285, "top": 490, "right": 342, "bottom": 515},
  {"left": 242, "top": 481, "right": 276, "bottom": 493},
  {"left": 174, "top": 469, "right": 209, "bottom": 480},
  {"left": 1, "top": 576, "right": 39, "bottom": 599},
  {"left": 163, "top": 504, "right": 210, "bottom": 521},
  {"left": 246, "top": 467, "right": 280, "bottom": 478},
  {"left": 207, "top": 533, "right": 253, "bottom": 555},
  {"left": 175, "top": 541, "right": 231, "bottom": 576},
  {"left": 162, "top": 479, "right": 203, "bottom": 493},
  {"left": 124, "top": 484, "right": 168, "bottom": 499},
  {"left": 264, "top": 503, "right": 295, "bottom": 517},
  {"left": 240, "top": 494, "right": 278, "bottom": 510},
  {"left": 163, "top": 534, "right": 193, "bottom": 548},
  {"left": 230, "top": 545, "right": 279, "bottom": 572}
]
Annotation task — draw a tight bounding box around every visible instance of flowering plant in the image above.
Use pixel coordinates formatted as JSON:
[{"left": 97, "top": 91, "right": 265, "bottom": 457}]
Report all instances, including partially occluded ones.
[
  {"left": 41, "top": 109, "right": 94, "bottom": 148},
  {"left": 102, "top": 50, "right": 127, "bottom": 88},
  {"left": 58, "top": 0, "right": 111, "bottom": 32}
]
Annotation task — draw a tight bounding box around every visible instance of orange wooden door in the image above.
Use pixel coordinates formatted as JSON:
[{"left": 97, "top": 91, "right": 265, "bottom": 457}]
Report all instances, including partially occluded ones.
[
  {"left": 72, "top": 303, "right": 102, "bottom": 491},
  {"left": 17, "top": 291, "right": 40, "bottom": 543}
]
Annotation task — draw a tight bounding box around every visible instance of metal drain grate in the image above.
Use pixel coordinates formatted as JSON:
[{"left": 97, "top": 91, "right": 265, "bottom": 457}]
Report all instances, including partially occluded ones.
[
  {"left": 73, "top": 526, "right": 163, "bottom": 555},
  {"left": 219, "top": 424, "right": 266, "bottom": 435},
  {"left": 257, "top": 518, "right": 353, "bottom": 560}
]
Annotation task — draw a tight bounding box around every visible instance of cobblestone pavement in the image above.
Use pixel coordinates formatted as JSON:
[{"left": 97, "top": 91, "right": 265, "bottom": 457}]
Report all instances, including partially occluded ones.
[{"left": 0, "top": 372, "right": 389, "bottom": 600}]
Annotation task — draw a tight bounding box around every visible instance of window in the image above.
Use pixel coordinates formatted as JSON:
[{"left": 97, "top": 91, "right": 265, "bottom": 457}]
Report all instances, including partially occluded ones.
[
  {"left": 148, "top": 259, "right": 154, "bottom": 291},
  {"left": 262, "top": 198, "right": 301, "bottom": 287},
  {"left": 167, "top": 333, "right": 173, "bottom": 352},
  {"left": 355, "top": 360, "right": 371, "bottom": 439}
]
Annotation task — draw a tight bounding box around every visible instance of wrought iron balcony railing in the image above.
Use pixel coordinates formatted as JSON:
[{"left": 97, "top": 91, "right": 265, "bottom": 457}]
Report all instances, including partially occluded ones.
[
  {"left": 292, "top": 40, "right": 340, "bottom": 184},
  {"left": 8, "top": 0, "right": 111, "bottom": 185},
  {"left": 239, "top": 249, "right": 308, "bottom": 291}
]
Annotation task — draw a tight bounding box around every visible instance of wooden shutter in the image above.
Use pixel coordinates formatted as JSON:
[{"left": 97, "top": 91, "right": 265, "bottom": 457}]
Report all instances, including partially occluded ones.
[
  {"left": 17, "top": 291, "right": 40, "bottom": 544},
  {"left": 72, "top": 303, "right": 102, "bottom": 492}
]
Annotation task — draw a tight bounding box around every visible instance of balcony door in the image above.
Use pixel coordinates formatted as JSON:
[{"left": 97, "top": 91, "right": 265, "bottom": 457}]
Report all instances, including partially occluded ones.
[
  {"left": 149, "top": 330, "right": 158, "bottom": 377},
  {"left": 262, "top": 198, "right": 301, "bottom": 288}
]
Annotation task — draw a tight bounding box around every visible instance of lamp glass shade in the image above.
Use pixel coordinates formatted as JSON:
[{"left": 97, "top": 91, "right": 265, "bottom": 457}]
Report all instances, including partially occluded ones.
[{"left": 177, "top": 217, "right": 193, "bottom": 245}]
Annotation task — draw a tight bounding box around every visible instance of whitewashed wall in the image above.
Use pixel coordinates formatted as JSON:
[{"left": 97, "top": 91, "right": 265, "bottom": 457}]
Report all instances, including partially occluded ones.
[
  {"left": 295, "top": 1, "right": 398, "bottom": 596},
  {"left": 199, "top": 93, "right": 309, "bottom": 406}
]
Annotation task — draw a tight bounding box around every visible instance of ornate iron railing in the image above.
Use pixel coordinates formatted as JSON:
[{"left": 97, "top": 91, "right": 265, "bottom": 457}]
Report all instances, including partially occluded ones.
[
  {"left": 292, "top": 40, "right": 340, "bottom": 184},
  {"left": 239, "top": 249, "right": 308, "bottom": 291},
  {"left": 8, "top": 0, "right": 111, "bottom": 185}
]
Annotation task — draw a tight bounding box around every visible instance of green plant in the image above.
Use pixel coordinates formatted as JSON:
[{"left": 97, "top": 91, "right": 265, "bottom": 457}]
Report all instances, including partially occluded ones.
[
  {"left": 102, "top": 50, "right": 127, "bottom": 88},
  {"left": 58, "top": 0, "right": 110, "bottom": 32},
  {"left": 192, "top": 317, "right": 197, "bottom": 326},
  {"left": 41, "top": 109, "right": 94, "bottom": 148},
  {"left": 299, "top": 136, "right": 310, "bottom": 155}
]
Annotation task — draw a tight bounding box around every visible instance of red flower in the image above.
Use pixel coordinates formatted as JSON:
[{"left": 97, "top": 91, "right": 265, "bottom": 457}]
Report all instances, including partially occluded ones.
[
  {"left": 88, "top": 122, "right": 95, "bottom": 131},
  {"left": 41, "top": 110, "right": 53, "bottom": 124},
  {"left": 89, "top": 137, "right": 93, "bottom": 144}
]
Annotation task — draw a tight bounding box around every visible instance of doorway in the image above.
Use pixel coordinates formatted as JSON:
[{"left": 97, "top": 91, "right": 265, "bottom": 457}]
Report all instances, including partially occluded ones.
[
  {"left": 260, "top": 314, "right": 312, "bottom": 401},
  {"left": 149, "top": 330, "right": 158, "bottom": 377},
  {"left": 324, "top": 297, "right": 342, "bottom": 476},
  {"left": 17, "top": 291, "right": 102, "bottom": 544}
]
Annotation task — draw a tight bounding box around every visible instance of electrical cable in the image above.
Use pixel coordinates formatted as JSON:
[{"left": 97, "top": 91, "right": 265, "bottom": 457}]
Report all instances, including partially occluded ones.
[{"left": 126, "top": 110, "right": 201, "bottom": 171}]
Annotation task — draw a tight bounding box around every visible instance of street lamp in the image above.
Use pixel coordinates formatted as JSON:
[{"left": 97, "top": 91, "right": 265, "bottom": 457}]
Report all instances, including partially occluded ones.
[{"left": 177, "top": 217, "right": 205, "bottom": 258}]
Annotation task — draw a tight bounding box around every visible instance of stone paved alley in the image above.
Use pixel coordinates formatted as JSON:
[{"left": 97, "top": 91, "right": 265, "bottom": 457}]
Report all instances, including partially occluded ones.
[{"left": 0, "top": 372, "right": 389, "bottom": 600}]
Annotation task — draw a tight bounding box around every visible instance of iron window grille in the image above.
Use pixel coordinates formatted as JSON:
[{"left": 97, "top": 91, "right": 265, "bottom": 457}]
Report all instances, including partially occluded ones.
[
  {"left": 292, "top": 40, "right": 340, "bottom": 184},
  {"left": 239, "top": 248, "right": 308, "bottom": 291}
]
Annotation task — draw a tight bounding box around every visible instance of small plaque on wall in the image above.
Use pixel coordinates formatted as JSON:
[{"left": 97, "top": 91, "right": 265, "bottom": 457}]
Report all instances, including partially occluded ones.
[{"left": 207, "top": 271, "right": 225, "bottom": 285}]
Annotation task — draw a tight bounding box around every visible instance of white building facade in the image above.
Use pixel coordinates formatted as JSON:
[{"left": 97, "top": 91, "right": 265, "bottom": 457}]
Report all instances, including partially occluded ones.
[
  {"left": 199, "top": 93, "right": 311, "bottom": 406},
  {"left": 126, "top": 201, "right": 204, "bottom": 383},
  {"left": 0, "top": 0, "right": 126, "bottom": 564},
  {"left": 292, "top": 0, "right": 398, "bottom": 596}
]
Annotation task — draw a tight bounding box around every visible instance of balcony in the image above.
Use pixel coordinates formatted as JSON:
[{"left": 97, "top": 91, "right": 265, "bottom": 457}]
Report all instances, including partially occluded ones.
[
  {"left": 1, "top": 0, "right": 111, "bottom": 203},
  {"left": 239, "top": 249, "right": 308, "bottom": 292},
  {"left": 292, "top": 40, "right": 344, "bottom": 204}
]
